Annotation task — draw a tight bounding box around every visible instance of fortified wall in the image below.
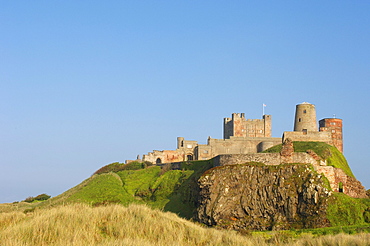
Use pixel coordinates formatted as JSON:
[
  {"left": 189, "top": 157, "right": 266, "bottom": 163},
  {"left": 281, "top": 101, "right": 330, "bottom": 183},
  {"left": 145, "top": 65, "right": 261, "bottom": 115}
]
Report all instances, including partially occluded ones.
[
  {"left": 139, "top": 113, "right": 281, "bottom": 164},
  {"left": 213, "top": 139, "right": 367, "bottom": 198}
]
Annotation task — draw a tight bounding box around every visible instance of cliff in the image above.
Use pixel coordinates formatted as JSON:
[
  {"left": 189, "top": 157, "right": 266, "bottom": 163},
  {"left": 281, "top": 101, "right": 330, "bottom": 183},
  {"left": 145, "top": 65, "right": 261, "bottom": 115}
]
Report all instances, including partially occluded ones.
[{"left": 196, "top": 163, "right": 332, "bottom": 231}]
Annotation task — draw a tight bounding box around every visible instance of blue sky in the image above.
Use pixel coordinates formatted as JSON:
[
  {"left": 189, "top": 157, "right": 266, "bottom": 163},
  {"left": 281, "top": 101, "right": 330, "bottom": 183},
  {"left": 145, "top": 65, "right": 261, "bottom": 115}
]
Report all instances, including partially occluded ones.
[{"left": 1, "top": 1, "right": 369, "bottom": 203}]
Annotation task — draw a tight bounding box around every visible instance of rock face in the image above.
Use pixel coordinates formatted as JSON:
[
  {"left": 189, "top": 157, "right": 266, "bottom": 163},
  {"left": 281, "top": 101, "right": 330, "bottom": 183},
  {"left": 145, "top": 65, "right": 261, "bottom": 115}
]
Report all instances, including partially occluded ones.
[{"left": 196, "top": 163, "right": 331, "bottom": 231}]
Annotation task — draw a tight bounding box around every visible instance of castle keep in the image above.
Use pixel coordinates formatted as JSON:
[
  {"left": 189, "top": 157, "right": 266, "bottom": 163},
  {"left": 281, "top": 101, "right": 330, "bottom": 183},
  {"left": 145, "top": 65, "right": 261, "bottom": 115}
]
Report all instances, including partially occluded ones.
[{"left": 135, "top": 102, "right": 342, "bottom": 164}]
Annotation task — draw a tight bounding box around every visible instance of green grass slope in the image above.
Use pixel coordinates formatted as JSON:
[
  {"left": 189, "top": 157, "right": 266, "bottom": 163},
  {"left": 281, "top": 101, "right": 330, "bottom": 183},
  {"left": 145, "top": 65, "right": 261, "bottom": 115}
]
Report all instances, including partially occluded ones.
[
  {"left": 327, "top": 192, "right": 370, "bottom": 226},
  {"left": 40, "top": 160, "right": 212, "bottom": 218}
]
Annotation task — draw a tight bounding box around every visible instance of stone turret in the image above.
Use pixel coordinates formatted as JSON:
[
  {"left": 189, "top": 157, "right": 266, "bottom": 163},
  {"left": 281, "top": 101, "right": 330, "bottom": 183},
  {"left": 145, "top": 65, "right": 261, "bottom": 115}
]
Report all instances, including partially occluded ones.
[{"left": 294, "top": 102, "right": 318, "bottom": 132}]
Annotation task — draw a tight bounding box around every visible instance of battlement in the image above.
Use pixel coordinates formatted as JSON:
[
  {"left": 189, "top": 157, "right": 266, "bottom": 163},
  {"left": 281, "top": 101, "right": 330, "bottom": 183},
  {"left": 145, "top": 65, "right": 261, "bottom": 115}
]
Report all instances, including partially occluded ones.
[{"left": 224, "top": 113, "right": 272, "bottom": 139}]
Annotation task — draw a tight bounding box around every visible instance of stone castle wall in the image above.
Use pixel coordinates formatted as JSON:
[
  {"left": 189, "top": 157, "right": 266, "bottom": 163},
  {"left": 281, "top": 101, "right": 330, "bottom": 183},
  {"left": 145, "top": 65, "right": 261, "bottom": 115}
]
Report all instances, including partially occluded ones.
[
  {"left": 315, "top": 165, "right": 367, "bottom": 198},
  {"left": 213, "top": 152, "right": 319, "bottom": 167},
  {"left": 283, "top": 131, "right": 333, "bottom": 145},
  {"left": 143, "top": 136, "right": 282, "bottom": 163},
  {"left": 206, "top": 136, "right": 281, "bottom": 156}
]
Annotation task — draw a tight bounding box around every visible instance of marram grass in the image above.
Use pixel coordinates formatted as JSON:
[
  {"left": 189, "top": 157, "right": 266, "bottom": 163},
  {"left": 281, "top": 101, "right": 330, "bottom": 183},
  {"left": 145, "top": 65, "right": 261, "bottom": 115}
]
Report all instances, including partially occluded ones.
[{"left": 0, "top": 203, "right": 370, "bottom": 246}]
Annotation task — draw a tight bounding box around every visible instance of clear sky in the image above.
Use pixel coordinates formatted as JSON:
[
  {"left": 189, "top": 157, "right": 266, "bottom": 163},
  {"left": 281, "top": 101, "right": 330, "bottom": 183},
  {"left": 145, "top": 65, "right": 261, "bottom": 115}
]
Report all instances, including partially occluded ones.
[{"left": 1, "top": 1, "right": 369, "bottom": 203}]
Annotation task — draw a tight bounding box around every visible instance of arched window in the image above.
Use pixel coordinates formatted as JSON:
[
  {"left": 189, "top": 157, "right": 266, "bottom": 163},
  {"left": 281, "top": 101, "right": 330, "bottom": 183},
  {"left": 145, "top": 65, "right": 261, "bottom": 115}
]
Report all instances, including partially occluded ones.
[{"left": 156, "top": 158, "right": 162, "bottom": 164}]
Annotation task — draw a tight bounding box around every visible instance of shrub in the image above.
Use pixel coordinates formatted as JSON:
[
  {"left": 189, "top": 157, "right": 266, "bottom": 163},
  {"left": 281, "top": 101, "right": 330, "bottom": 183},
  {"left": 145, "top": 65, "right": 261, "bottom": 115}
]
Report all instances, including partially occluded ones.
[
  {"left": 34, "top": 194, "right": 51, "bottom": 201},
  {"left": 23, "top": 194, "right": 51, "bottom": 203},
  {"left": 94, "top": 161, "right": 147, "bottom": 175}
]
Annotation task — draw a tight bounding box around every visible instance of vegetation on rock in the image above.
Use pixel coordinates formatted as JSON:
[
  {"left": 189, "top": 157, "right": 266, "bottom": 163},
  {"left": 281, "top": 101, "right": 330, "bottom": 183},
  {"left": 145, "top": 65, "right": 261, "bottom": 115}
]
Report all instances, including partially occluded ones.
[
  {"left": 327, "top": 192, "right": 370, "bottom": 226},
  {"left": 263, "top": 141, "right": 354, "bottom": 177}
]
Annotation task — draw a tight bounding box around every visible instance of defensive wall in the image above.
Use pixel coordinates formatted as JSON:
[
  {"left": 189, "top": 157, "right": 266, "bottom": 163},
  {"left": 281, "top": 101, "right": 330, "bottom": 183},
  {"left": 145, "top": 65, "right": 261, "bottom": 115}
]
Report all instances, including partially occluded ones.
[
  {"left": 211, "top": 139, "right": 367, "bottom": 199},
  {"left": 283, "top": 131, "right": 333, "bottom": 145},
  {"left": 142, "top": 136, "right": 281, "bottom": 164},
  {"left": 212, "top": 152, "right": 320, "bottom": 167}
]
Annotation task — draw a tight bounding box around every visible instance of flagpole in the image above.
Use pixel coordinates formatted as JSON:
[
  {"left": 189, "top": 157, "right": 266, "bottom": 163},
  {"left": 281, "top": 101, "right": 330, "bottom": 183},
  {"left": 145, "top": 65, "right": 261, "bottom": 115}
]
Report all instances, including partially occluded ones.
[{"left": 262, "top": 103, "right": 265, "bottom": 116}]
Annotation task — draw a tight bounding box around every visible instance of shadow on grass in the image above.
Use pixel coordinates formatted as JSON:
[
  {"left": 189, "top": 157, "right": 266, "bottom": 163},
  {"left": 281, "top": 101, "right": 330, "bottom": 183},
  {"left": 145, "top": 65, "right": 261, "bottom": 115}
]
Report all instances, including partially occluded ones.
[{"left": 163, "top": 160, "right": 213, "bottom": 219}]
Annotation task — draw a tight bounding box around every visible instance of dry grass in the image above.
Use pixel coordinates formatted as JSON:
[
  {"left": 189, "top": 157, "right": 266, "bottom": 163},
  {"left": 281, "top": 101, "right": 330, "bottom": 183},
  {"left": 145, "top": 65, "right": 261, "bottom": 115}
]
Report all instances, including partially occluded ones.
[{"left": 0, "top": 203, "right": 369, "bottom": 246}]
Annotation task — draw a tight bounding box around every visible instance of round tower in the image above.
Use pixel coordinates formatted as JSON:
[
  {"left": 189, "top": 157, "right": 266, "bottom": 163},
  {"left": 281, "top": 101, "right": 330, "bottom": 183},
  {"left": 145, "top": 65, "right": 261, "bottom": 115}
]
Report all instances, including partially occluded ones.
[{"left": 294, "top": 102, "right": 318, "bottom": 132}]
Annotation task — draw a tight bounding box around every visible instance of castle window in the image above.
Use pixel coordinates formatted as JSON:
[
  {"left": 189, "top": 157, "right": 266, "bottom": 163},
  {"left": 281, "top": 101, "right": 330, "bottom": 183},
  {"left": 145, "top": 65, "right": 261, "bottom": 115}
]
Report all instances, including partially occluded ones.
[
  {"left": 303, "top": 110, "right": 307, "bottom": 114},
  {"left": 303, "top": 129, "right": 307, "bottom": 135},
  {"left": 332, "top": 130, "right": 336, "bottom": 133},
  {"left": 299, "top": 118, "right": 301, "bottom": 122},
  {"left": 339, "top": 182, "right": 343, "bottom": 192},
  {"left": 187, "top": 144, "right": 192, "bottom": 149},
  {"left": 203, "top": 150, "right": 208, "bottom": 154}
]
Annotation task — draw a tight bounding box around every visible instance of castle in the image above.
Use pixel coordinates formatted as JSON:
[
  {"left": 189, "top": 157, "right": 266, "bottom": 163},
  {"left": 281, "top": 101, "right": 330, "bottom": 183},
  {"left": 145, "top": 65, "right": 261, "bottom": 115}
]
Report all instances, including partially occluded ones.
[
  {"left": 134, "top": 102, "right": 343, "bottom": 164},
  {"left": 126, "top": 102, "right": 367, "bottom": 198}
]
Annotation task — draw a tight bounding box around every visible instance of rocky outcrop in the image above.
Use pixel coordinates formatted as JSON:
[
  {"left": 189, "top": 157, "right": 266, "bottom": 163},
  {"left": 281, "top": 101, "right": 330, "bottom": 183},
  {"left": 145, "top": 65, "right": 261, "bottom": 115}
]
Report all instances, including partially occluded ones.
[{"left": 196, "top": 163, "right": 331, "bottom": 231}]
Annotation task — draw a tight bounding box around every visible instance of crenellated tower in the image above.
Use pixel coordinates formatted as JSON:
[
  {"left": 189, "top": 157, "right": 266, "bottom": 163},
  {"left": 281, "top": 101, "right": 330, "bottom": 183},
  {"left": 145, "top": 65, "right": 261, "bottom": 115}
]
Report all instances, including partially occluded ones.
[{"left": 224, "top": 113, "right": 272, "bottom": 139}]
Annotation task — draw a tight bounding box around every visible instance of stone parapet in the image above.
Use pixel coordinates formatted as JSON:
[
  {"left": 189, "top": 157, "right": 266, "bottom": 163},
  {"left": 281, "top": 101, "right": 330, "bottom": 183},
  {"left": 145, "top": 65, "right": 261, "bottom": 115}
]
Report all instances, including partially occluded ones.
[{"left": 213, "top": 152, "right": 318, "bottom": 167}]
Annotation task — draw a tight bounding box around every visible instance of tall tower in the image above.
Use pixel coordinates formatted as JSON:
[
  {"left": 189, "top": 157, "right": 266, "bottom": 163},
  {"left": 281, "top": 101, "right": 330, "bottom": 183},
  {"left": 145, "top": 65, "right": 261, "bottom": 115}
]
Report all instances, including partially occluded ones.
[
  {"left": 319, "top": 118, "right": 343, "bottom": 153},
  {"left": 294, "top": 102, "right": 318, "bottom": 132}
]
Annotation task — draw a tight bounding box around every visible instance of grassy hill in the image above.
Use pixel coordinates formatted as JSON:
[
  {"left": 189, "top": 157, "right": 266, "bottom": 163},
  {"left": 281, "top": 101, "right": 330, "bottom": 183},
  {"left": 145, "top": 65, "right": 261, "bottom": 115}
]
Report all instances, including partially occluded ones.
[
  {"left": 2, "top": 142, "right": 368, "bottom": 234},
  {"left": 40, "top": 160, "right": 213, "bottom": 219},
  {"left": 2, "top": 203, "right": 370, "bottom": 245}
]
